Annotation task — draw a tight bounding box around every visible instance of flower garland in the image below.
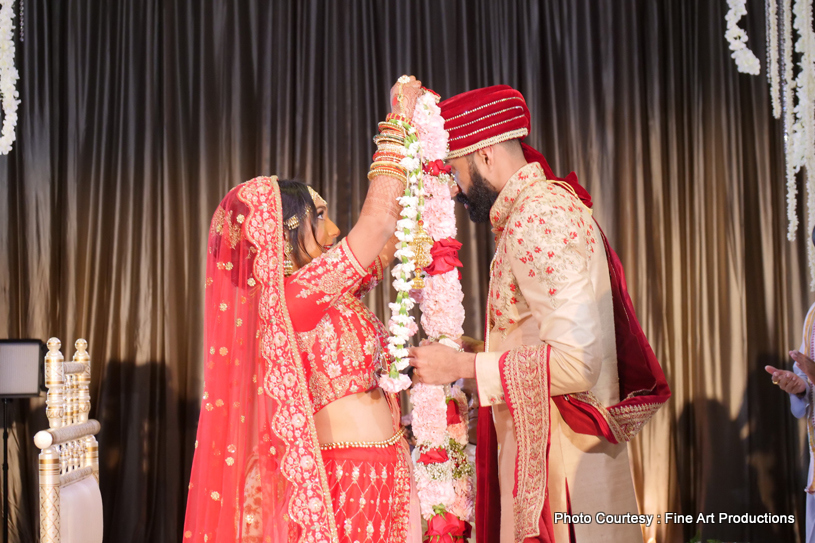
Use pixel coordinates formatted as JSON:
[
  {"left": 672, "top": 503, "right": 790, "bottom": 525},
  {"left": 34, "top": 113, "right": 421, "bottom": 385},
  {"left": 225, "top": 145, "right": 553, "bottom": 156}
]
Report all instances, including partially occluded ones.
[
  {"left": 725, "top": 0, "right": 762, "bottom": 74},
  {"left": 768, "top": 0, "right": 782, "bottom": 117},
  {"left": 780, "top": 0, "right": 815, "bottom": 287},
  {"left": 409, "top": 91, "right": 474, "bottom": 540},
  {"left": 792, "top": 0, "right": 815, "bottom": 288},
  {"left": 783, "top": 0, "right": 799, "bottom": 241},
  {"left": 0, "top": 0, "right": 19, "bottom": 155},
  {"left": 742, "top": 0, "right": 815, "bottom": 286},
  {"left": 379, "top": 116, "right": 422, "bottom": 394}
]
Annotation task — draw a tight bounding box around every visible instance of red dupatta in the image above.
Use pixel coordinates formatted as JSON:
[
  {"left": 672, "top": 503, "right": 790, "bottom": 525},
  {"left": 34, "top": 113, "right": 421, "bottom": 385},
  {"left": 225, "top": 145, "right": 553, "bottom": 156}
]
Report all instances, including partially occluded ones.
[{"left": 184, "top": 177, "right": 338, "bottom": 543}]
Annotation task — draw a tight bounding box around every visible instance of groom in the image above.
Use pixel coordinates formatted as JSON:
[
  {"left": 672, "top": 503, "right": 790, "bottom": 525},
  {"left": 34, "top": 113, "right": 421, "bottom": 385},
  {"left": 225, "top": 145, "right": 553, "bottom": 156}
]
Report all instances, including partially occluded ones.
[{"left": 409, "top": 85, "right": 670, "bottom": 543}]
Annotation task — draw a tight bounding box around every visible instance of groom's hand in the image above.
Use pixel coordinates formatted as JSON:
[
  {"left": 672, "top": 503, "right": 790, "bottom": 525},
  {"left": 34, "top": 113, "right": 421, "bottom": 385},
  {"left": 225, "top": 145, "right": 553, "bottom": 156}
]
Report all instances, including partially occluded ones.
[{"left": 408, "top": 342, "right": 475, "bottom": 385}]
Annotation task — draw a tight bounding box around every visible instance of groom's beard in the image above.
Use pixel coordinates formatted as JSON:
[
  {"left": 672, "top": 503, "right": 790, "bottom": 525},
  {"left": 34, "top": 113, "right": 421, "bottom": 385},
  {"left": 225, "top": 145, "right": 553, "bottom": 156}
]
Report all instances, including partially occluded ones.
[{"left": 455, "top": 160, "right": 499, "bottom": 223}]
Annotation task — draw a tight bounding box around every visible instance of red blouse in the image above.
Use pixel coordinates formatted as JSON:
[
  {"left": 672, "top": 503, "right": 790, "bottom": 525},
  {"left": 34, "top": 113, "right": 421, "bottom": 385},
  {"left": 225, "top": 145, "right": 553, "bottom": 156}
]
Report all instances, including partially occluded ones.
[{"left": 285, "top": 239, "right": 390, "bottom": 412}]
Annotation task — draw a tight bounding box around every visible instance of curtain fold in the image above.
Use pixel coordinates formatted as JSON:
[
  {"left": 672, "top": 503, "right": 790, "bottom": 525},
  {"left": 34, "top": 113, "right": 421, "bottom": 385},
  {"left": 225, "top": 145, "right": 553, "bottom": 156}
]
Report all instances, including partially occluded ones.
[{"left": 0, "top": 1, "right": 809, "bottom": 542}]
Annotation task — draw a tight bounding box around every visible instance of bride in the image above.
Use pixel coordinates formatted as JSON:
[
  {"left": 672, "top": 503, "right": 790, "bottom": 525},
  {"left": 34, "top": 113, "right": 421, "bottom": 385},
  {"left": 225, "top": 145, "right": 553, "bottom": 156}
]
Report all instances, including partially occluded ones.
[{"left": 183, "top": 77, "right": 424, "bottom": 543}]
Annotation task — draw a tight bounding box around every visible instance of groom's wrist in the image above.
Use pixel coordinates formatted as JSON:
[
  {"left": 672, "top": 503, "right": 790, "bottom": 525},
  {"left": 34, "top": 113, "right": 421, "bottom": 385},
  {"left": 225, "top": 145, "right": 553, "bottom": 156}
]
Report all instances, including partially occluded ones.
[{"left": 457, "top": 352, "right": 476, "bottom": 379}]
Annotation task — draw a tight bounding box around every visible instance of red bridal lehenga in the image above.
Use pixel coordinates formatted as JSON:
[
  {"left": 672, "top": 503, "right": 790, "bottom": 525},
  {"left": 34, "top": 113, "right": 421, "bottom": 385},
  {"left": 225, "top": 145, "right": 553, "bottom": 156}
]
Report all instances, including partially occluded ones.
[{"left": 183, "top": 176, "right": 416, "bottom": 543}]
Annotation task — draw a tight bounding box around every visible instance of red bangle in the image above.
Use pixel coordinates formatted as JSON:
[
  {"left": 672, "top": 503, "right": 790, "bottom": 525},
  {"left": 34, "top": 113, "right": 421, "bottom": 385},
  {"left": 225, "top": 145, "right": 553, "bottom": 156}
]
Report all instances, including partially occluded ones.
[
  {"left": 373, "top": 151, "right": 404, "bottom": 162},
  {"left": 386, "top": 113, "right": 412, "bottom": 125}
]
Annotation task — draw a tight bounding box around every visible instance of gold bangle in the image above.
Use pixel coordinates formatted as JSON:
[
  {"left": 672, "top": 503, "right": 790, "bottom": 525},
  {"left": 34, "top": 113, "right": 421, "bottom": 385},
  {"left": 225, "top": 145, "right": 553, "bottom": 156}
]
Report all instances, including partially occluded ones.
[
  {"left": 367, "top": 170, "right": 407, "bottom": 187},
  {"left": 376, "top": 145, "right": 406, "bottom": 156},
  {"left": 367, "top": 168, "right": 407, "bottom": 181},
  {"left": 374, "top": 134, "right": 406, "bottom": 146},
  {"left": 320, "top": 428, "right": 405, "bottom": 451},
  {"left": 368, "top": 164, "right": 407, "bottom": 177}
]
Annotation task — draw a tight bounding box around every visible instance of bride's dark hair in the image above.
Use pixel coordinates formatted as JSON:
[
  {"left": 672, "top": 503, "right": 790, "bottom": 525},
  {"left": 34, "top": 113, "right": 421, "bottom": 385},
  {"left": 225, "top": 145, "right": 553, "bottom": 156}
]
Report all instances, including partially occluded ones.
[{"left": 279, "top": 179, "right": 319, "bottom": 268}]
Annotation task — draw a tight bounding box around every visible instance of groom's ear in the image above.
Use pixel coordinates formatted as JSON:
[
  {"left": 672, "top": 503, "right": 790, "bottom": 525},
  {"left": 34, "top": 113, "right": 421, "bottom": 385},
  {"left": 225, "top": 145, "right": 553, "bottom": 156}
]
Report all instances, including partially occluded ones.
[{"left": 475, "top": 146, "right": 495, "bottom": 170}]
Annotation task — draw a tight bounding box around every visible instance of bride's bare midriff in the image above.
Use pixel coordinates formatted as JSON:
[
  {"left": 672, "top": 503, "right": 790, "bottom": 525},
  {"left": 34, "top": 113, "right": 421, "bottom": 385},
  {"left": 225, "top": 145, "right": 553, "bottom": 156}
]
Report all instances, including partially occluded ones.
[{"left": 314, "top": 387, "right": 396, "bottom": 445}]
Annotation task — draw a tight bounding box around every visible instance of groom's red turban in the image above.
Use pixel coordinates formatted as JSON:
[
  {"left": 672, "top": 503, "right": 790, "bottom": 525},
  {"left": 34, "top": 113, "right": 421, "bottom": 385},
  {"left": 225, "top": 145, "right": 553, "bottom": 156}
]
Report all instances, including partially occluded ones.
[{"left": 439, "top": 85, "right": 530, "bottom": 159}]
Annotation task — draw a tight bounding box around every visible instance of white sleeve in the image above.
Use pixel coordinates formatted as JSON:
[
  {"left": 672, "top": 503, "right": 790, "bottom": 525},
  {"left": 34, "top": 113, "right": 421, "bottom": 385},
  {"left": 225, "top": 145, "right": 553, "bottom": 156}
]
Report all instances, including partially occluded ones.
[{"left": 791, "top": 363, "right": 810, "bottom": 419}]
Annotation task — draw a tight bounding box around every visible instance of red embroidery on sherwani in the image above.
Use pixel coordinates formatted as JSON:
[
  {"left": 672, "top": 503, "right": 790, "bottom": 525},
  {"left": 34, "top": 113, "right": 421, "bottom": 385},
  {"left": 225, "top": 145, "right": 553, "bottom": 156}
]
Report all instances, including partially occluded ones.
[
  {"left": 499, "top": 345, "right": 551, "bottom": 542},
  {"left": 505, "top": 185, "right": 596, "bottom": 309},
  {"left": 487, "top": 163, "right": 597, "bottom": 337}
]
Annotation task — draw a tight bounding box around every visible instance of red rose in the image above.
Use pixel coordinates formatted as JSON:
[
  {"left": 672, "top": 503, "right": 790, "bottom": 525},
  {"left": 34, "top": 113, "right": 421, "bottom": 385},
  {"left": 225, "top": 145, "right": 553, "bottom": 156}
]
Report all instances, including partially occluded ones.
[
  {"left": 424, "top": 238, "right": 463, "bottom": 276},
  {"left": 423, "top": 159, "right": 452, "bottom": 177},
  {"left": 418, "top": 447, "right": 449, "bottom": 464},
  {"left": 446, "top": 399, "right": 462, "bottom": 425},
  {"left": 425, "top": 513, "right": 472, "bottom": 541}
]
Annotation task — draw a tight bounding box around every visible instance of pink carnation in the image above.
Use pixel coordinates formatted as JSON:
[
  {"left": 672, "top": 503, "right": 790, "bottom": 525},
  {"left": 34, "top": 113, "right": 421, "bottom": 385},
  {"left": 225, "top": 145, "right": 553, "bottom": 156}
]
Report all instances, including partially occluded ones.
[
  {"left": 420, "top": 271, "right": 465, "bottom": 339},
  {"left": 410, "top": 383, "right": 448, "bottom": 447},
  {"left": 422, "top": 175, "right": 457, "bottom": 240},
  {"left": 449, "top": 477, "right": 475, "bottom": 522},
  {"left": 415, "top": 475, "right": 456, "bottom": 519},
  {"left": 379, "top": 373, "right": 412, "bottom": 393},
  {"left": 412, "top": 96, "right": 449, "bottom": 161},
  {"left": 447, "top": 422, "right": 468, "bottom": 445}
]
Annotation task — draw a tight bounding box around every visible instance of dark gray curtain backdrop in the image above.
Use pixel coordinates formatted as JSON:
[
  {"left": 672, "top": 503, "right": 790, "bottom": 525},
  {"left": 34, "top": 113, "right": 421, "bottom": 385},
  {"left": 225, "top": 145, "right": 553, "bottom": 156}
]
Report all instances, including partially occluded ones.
[{"left": 1, "top": 1, "right": 810, "bottom": 542}]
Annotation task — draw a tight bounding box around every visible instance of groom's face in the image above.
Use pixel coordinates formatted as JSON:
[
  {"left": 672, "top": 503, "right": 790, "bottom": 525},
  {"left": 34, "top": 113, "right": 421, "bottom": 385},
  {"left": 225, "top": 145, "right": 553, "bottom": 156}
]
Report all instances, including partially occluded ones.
[{"left": 448, "top": 154, "right": 500, "bottom": 223}]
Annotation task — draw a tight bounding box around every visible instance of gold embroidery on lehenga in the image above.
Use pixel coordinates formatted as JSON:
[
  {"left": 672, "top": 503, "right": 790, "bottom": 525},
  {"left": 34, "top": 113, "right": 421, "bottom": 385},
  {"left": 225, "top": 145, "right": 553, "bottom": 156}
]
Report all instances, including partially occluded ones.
[
  {"left": 296, "top": 291, "right": 384, "bottom": 412},
  {"left": 291, "top": 240, "right": 365, "bottom": 305}
]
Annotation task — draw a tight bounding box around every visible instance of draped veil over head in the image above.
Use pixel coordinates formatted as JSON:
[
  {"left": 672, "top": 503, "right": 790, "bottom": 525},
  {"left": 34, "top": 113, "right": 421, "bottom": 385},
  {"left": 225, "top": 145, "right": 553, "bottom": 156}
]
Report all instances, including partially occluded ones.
[{"left": 184, "top": 176, "right": 339, "bottom": 543}]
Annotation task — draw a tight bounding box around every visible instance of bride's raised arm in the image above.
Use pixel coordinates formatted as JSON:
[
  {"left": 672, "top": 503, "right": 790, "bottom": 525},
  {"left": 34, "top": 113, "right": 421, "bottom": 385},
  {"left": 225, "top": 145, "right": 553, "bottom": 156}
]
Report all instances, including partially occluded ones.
[{"left": 346, "top": 76, "right": 423, "bottom": 268}]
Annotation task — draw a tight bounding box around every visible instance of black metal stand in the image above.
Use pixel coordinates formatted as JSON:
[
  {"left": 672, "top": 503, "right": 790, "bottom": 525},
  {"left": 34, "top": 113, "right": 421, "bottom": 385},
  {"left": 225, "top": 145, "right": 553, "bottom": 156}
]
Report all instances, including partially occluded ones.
[{"left": 2, "top": 398, "right": 9, "bottom": 543}]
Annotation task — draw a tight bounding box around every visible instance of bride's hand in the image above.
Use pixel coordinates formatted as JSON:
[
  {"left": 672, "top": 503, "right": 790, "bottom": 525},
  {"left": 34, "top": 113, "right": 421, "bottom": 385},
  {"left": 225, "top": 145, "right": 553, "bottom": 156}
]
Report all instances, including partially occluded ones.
[{"left": 390, "top": 75, "right": 423, "bottom": 117}]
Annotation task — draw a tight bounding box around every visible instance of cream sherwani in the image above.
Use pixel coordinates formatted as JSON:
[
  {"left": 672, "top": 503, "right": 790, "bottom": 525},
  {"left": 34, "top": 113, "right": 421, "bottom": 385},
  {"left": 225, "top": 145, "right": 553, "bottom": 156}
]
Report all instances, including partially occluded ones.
[{"left": 475, "top": 162, "right": 642, "bottom": 543}]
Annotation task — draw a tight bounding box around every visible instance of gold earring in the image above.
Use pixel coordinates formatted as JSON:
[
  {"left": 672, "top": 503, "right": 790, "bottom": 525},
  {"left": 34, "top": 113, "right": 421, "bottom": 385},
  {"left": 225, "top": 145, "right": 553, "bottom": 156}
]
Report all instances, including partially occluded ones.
[{"left": 284, "top": 242, "right": 294, "bottom": 276}]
